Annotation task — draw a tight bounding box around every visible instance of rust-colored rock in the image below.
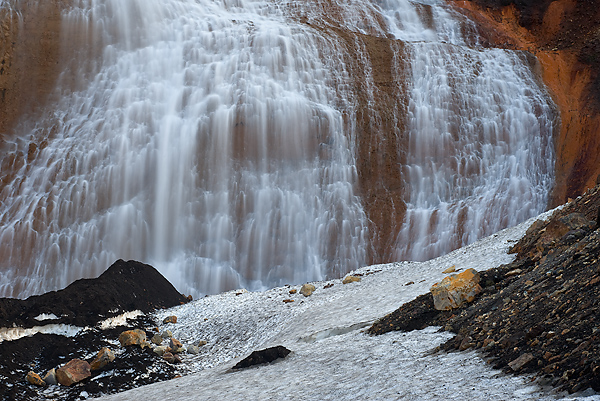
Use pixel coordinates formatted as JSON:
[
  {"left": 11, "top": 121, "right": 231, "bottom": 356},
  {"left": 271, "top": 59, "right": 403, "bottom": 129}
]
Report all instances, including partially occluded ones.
[
  {"left": 118, "top": 329, "right": 147, "bottom": 347},
  {"left": 26, "top": 371, "right": 46, "bottom": 387},
  {"left": 90, "top": 347, "right": 115, "bottom": 371},
  {"left": 56, "top": 359, "right": 91, "bottom": 386},
  {"left": 342, "top": 275, "right": 361, "bottom": 284},
  {"left": 430, "top": 268, "right": 482, "bottom": 311},
  {"left": 163, "top": 315, "right": 177, "bottom": 324}
]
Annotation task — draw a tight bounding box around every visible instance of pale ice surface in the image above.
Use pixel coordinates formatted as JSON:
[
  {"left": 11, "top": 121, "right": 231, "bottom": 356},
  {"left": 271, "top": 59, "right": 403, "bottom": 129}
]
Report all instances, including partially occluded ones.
[{"left": 97, "top": 209, "right": 599, "bottom": 401}]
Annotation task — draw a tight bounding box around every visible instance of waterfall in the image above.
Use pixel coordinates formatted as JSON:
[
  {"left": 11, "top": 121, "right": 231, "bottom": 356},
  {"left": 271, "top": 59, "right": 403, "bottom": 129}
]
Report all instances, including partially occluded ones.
[
  {"left": 0, "top": 0, "right": 555, "bottom": 299},
  {"left": 382, "top": 1, "right": 555, "bottom": 260}
]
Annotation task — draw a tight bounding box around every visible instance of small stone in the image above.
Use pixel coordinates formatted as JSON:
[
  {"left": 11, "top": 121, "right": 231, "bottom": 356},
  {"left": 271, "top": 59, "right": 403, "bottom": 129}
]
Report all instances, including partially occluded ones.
[
  {"left": 289, "top": 289, "right": 297, "bottom": 294},
  {"left": 151, "top": 333, "right": 163, "bottom": 345},
  {"left": 505, "top": 269, "right": 523, "bottom": 277},
  {"left": 483, "top": 338, "right": 494, "bottom": 348},
  {"left": 405, "top": 281, "right": 415, "bottom": 286},
  {"left": 283, "top": 299, "right": 294, "bottom": 303},
  {"left": 90, "top": 347, "right": 115, "bottom": 371},
  {"left": 162, "top": 352, "right": 182, "bottom": 364},
  {"left": 300, "top": 284, "right": 316, "bottom": 296},
  {"left": 197, "top": 340, "right": 208, "bottom": 346},
  {"left": 187, "top": 345, "right": 200, "bottom": 354},
  {"left": 153, "top": 346, "right": 169, "bottom": 356},
  {"left": 169, "top": 338, "right": 184, "bottom": 353},
  {"left": 323, "top": 283, "right": 334, "bottom": 289},
  {"left": 161, "top": 330, "right": 173, "bottom": 339},
  {"left": 56, "top": 359, "right": 91, "bottom": 386},
  {"left": 342, "top": 275, "right": 361, "bottom": 284},
  {"left": 43, "top": 368, "right": 57, "bottom": 385},
  {"left": 163, "top": 315, "right": 178, "bottom": 324},
  {"left": 26, "top": 371, "right": 46, "bottom": 387},
  {"left": 508, "top": 353, "right": 534, "bottom": 371},
  {"left": 118, "top": 329, "right": 147, "bottom": 347},
  {"left": 442, "top": 265, "right": 456, "bottom": 274}
]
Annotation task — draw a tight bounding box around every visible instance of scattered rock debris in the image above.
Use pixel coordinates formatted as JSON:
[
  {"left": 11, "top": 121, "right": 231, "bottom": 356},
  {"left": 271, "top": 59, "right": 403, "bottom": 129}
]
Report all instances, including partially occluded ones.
[{"left": 370, "top": 184, "right": 600, "bottom": 395}]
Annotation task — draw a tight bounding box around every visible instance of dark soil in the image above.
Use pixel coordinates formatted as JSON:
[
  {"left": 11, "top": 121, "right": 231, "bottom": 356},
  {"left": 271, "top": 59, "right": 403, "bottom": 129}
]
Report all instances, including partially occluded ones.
[
  {"left": 370, "top": 184, "right": 600, "bottom": 395},
  {"left": 0, "top": 260, "right": 190, "bottom": 400},
  {"left": 0, "top": 259, "right": 189, "bottom": 328}
]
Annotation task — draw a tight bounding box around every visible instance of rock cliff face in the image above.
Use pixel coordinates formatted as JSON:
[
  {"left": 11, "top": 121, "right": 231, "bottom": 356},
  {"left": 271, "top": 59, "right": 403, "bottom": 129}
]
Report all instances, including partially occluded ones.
[
  {"left": 449, "top": 0, "right": 600, "bottom": 204},
  {"left": 0, "top": 1, "right": 66, "bottom": 137}
]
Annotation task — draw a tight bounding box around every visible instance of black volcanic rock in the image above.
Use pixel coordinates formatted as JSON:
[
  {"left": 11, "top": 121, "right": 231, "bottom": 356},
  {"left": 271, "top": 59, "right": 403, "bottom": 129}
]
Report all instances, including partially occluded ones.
[
  {"left": 0, "top": 259, "right": 188, "bottom": 328},
  {"left": 232, "top": 346, "right": 291, "bottom": 370}
]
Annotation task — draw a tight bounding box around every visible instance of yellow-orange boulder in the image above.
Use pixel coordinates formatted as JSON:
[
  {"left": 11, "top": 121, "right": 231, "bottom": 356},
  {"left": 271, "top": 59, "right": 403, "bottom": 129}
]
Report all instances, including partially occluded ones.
[{"left": 430, "top": 268, "right": 482, "bottom": 311}]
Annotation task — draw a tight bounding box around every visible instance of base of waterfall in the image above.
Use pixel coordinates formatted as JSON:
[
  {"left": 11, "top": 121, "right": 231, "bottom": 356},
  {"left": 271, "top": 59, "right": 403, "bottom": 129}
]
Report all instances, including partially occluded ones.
[{"left": 3, "top": 190, "right": 600, "bottom": 401}]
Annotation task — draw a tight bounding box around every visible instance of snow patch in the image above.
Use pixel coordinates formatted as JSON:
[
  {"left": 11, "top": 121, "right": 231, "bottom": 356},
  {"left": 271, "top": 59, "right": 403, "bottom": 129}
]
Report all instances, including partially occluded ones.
[
  {"left": 98, "top": 310, "right": 144, "bottom": 330},
  {"left": 34, "top": 313, "right": 59, "bottom": 321},
  {"left": 0, "top": 325, "right": 83, "bottom": 343}
]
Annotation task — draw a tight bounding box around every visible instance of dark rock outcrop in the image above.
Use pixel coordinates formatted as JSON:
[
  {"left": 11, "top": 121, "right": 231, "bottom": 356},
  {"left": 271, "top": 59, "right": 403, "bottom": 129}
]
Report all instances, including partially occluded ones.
[
  {"left": 232, "top": 346, "right": 291, "bottom": 370},
  {"left": 370, "top": 184, "right": 600, "bottom": 394},
  {"left": 0, "top": 259, "right": 189, "bottom": 328}
]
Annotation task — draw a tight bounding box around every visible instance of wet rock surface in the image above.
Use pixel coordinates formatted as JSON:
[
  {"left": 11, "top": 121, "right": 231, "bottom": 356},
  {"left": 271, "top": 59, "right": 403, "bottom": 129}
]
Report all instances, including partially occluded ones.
[
  {"left": 370, "top": 184, "right": 600, "bottom": 395},
  {"left": 0, "top": 260, "right": 188, "bottom": 400}
]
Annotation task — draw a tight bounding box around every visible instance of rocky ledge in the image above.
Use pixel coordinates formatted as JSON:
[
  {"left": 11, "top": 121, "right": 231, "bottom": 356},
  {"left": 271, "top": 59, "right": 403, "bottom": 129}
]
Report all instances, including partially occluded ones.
[{"left": 370, "top": 184, "right": 600, "bottom": 395}]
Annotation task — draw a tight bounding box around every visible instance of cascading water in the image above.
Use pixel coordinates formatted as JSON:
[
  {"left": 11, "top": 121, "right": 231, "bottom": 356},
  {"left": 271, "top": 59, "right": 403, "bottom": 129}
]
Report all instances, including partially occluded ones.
[
  {"left": 382, "top": 1, "right": 555, "bottom": 261},
  {"left": 0, "top": 0, "right": 555, "bottom": 299}
]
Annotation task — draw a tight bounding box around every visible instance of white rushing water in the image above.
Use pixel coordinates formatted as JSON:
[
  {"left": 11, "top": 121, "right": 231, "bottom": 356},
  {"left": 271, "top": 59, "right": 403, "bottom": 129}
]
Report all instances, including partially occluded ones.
[
  {"left": 0, "top": 0, "right": 555, "bottom": 298},
  {"left": 381, "top": 1, "right": 555, "bottom": 260}
]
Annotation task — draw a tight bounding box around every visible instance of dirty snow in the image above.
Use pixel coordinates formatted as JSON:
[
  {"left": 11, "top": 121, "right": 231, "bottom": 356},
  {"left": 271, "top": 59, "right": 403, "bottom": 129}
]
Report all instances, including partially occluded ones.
[{"left": 96, "top": 209, "right": 598, "bottom": 400}]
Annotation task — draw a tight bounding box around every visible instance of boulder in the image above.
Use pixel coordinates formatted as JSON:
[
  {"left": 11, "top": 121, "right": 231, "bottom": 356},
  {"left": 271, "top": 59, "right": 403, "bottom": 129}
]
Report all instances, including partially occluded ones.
[
  {"left": 118, "top": 329, "right": 147, "bottom": 347},
  {"left": 198, "top": 340, "right": 207, "bottom": 346},
  {"left": 161, "top": 330, "right": 173, "bottom": 339},
  {"left": 342, "top": 275, "right": 361, "bottom": 284},
  {"left": 26, "top": 371, "right": 46, "bottom": 387},
  {"left": 90, "top": 347, "right": 115, "bottom": 371},
  {"left": 300, "top": 284, "right": 316, "bottom": 297},
  {"left": 430, "top": 268, "right": 482, "bottom": 311},
  {"left": 56, "top": 359, "right": 91, "bottom": 386},
  {"left": 232, "top": 346, "right": 291, "bottom": 370},
  {"left": 442, "top": 265, "right": 456, "bottom": 274}
]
